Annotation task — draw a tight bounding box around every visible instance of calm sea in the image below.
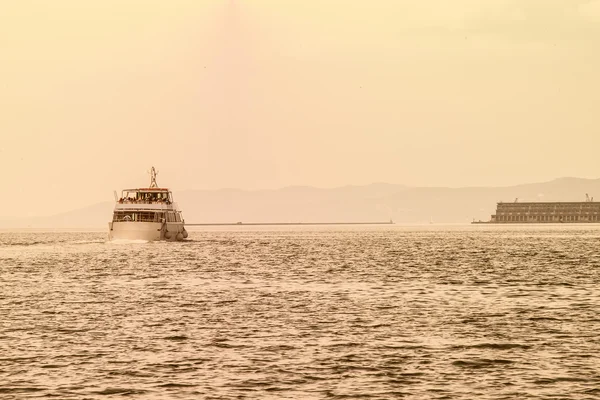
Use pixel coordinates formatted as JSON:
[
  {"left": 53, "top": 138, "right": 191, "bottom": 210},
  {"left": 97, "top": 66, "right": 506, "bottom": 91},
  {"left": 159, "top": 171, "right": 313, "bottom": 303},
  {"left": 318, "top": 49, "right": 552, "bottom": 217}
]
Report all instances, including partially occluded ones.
[{"left": 1, "top": 225, "right": 599, "bottom": 399}]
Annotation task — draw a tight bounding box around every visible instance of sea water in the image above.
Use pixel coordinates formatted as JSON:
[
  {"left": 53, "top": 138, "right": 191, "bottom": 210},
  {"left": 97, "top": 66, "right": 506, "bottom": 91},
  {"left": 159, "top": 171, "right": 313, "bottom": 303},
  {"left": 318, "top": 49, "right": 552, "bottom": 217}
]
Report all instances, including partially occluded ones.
[{"left": 1, "top": 225, "right": 599, "bottom": 399}]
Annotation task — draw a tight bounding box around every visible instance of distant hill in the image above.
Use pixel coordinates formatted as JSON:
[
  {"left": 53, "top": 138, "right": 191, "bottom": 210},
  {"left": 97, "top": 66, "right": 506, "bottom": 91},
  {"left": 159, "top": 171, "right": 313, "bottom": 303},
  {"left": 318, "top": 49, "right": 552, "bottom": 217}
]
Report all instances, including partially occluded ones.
[
  {"left": 1, "top": 178, "right": 599, "bottom": 228},
  {"left": 0, "top": 202, "right": 115, "bottom": 229}
]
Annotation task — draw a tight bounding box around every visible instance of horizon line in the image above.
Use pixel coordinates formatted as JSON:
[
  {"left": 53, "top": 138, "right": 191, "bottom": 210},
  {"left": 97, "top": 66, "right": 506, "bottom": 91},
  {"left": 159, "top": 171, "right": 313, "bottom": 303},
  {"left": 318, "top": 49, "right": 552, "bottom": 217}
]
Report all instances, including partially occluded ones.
[
  {"left": 2, "top": 175, "right": 599, "bottom": 220},
  {"left": 175, "top": 176, "right": 599, "bottom": 193}
]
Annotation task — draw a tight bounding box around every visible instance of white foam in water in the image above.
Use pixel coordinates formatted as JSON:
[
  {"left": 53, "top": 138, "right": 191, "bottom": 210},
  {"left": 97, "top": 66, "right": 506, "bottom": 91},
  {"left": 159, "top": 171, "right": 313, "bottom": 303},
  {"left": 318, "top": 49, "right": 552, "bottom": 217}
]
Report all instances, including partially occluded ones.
[{"left": 107, "top": 239, "right": 149, "bottom": 245}]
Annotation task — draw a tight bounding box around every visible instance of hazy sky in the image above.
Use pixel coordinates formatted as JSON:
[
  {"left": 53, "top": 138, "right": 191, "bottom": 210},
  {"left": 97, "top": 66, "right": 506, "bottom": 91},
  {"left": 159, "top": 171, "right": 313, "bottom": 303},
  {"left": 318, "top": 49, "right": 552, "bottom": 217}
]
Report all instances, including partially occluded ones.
[{"left": 1, "top": 0, "right": 599, "bottom": 216}]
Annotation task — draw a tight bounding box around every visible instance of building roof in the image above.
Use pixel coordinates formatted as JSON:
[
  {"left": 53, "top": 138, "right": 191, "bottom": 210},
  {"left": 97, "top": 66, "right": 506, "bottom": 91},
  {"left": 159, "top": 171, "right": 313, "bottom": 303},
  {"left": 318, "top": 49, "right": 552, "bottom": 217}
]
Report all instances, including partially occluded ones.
[{"left": 498, "top": 201, "right": 598, "bottom": 205}]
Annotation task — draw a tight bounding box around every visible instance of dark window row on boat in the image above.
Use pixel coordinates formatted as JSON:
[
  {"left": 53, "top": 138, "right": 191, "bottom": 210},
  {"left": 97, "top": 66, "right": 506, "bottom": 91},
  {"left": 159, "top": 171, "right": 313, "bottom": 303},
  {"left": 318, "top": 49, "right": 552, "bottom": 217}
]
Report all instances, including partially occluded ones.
[
  {"left": 119, "top": 199, "right": 172, "bottom": 205},
  {"left": 119, "top": 192, "right": 172, "bottom": 204},
  {"left": 112, "top": 211, "right": 182, "bottom": 223}
]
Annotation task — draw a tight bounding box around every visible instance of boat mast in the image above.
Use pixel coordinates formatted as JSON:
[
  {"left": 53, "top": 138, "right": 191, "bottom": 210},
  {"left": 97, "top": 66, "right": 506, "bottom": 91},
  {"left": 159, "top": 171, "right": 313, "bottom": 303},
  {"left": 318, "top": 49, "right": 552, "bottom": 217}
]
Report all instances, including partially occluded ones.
[{"left": 149, "top": 167, "right": 158, "bottom": 188}]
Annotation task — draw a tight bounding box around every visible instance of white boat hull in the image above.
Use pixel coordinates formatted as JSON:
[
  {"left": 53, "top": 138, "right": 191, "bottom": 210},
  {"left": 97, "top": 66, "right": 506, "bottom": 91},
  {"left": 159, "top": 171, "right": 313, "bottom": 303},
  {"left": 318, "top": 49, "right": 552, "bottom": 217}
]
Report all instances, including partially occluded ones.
[{"left": 108, "top": 221, "right": 186, "bottom": 241}]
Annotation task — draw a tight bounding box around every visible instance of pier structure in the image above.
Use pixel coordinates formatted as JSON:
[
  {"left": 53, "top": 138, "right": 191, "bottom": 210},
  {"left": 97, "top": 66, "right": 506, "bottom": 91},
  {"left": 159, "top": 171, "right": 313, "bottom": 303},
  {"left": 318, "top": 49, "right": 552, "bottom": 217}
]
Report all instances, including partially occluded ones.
[{"left": 186, "top": 221, "right": 394, "bottom": 226}]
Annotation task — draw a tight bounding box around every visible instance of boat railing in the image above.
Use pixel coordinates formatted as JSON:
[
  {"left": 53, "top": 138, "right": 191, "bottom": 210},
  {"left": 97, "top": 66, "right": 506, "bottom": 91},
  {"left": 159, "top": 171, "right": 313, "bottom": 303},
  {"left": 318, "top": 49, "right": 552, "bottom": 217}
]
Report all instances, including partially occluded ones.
[
  {"left": 114, "top": 203, "right": 176, "bottom": 211},
  {"left": 118, "top": 200, "right": 172, "bottom": 205}
]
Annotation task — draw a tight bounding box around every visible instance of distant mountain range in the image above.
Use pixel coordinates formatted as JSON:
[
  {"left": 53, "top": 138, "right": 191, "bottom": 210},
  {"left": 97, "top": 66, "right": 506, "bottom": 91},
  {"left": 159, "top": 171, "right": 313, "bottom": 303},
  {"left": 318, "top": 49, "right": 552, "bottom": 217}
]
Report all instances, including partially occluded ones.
[{"left": 2, "top": 178, "right": 600, "bottom": 228}]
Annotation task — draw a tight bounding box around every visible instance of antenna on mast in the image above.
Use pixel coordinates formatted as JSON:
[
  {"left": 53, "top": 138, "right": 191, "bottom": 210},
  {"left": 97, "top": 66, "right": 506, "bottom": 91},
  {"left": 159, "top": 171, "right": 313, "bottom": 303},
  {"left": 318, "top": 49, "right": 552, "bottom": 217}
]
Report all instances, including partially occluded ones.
[{"left": 149, "top": 167, "right": 159, "bottom": 188}]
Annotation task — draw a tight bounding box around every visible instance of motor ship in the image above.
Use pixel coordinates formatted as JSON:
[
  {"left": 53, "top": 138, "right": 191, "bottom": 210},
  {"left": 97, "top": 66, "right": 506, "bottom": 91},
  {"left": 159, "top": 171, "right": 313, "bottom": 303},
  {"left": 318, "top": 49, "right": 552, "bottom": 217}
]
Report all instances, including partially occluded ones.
[{"left": 108, "top": 167, "right": 188, "bottom": 241}]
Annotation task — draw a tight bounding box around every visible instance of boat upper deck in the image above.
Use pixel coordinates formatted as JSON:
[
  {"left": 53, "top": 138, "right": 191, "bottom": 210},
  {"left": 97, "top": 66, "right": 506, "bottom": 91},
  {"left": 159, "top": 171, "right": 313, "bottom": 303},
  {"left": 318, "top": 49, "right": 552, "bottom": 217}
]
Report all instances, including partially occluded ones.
[{"left": 114, "top": 167, "right": 181, "bottom": 212}]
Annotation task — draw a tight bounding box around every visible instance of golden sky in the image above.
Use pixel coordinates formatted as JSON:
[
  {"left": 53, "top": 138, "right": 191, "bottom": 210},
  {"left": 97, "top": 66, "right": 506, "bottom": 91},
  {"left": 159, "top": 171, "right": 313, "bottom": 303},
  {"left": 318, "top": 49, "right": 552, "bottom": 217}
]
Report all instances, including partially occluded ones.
[{"left": 1, "top": 0, "right": 599, "bottom": 215}]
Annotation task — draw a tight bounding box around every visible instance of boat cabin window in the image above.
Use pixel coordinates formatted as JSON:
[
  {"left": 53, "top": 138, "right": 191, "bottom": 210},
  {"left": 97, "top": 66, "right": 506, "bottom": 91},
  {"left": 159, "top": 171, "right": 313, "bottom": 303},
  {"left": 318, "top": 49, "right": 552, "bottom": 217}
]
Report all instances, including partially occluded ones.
[
  {"left": 113, "top": 211, "right": 164, "bottom": 222},
  {"left": 164, "top": 212, "right": 182, "bottom": 222}
]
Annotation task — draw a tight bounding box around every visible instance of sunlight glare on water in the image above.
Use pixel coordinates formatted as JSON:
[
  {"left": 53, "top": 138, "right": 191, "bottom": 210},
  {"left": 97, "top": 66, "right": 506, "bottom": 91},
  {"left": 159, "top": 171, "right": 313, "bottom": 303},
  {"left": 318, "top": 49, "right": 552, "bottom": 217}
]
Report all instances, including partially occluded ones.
[{"left": 1, "top": 225, "right": 599, "bottom": 399}]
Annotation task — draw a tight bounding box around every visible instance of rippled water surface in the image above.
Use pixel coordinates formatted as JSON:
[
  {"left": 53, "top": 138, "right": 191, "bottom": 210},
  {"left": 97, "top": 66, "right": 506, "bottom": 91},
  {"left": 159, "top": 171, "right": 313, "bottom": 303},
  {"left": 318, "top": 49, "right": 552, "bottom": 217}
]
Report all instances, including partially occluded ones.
[{"left": 1, "top": 225, "right": 600, "bottom": 399}]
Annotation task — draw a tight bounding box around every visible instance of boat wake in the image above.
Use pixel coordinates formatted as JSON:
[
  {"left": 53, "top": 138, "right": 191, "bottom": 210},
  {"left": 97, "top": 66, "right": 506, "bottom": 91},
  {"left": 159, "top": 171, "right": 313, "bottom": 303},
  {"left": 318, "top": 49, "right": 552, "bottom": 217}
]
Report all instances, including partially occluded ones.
[
  {"left": 72, "top": 240, "right": 106, "bottom": 245},
  {"left": 107, "top": 239, "right": 149, "bottom": 245}
]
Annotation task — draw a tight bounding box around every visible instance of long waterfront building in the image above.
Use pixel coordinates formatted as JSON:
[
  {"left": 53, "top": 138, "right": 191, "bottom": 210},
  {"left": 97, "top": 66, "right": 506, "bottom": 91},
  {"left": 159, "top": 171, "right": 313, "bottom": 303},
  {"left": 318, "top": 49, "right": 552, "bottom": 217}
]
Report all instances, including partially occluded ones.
[{"left": 486, "top": 201, "right": 600, "bottom": 223}]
